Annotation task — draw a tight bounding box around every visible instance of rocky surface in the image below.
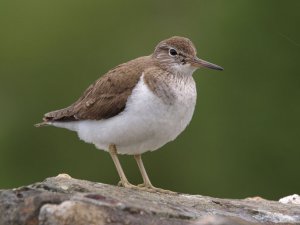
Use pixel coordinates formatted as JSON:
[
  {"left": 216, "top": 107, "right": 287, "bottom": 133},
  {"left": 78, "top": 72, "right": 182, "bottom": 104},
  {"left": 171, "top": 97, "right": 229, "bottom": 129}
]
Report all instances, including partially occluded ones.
[{"left": 0, "top": 174, "right": 299, "bottom": 225}]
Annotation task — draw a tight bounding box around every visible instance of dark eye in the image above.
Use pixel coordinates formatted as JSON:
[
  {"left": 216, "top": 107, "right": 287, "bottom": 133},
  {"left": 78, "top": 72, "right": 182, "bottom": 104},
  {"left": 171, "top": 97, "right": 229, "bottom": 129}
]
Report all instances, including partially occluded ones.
[{"left": 169, "top": 48, "right": 178, "bottom": 56}]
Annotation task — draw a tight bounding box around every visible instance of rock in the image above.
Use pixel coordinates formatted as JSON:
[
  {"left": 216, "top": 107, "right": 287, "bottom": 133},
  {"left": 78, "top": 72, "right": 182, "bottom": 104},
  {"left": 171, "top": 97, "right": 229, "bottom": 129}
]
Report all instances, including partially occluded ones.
[
  {"left": 279, "top": 194, "right": 300, "bottom": 205},
  {"left": 0, "top": 174, "right": 299, "bottom": 225}
]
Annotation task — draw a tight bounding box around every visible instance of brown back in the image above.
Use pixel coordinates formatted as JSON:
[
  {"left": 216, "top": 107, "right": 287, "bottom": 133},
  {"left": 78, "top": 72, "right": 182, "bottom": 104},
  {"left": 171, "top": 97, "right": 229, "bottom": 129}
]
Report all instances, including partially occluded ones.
[{"left": 43, "top": 56, "right": 153, "bottom": 122}]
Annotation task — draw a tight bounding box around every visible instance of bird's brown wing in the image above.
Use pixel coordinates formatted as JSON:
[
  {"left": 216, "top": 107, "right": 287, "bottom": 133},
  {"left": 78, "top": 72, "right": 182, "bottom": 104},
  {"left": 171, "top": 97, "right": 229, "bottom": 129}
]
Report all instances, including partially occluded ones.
[{"left": 41, "top": 56, "right": 150, "bottom": 123}]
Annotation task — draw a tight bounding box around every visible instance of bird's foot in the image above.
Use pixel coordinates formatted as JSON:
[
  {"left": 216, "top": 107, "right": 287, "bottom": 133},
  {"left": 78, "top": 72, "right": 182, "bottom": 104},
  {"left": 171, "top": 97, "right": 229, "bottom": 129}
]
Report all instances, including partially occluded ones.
[
  {"left": 137, "top": 183, "right": 177, "bottom": 194},
  {"left": 117, "top": 181, "right": 176, "bottom": 194},
  {"left": 117, "top": 180, "right": 137, "bottom": 189}
]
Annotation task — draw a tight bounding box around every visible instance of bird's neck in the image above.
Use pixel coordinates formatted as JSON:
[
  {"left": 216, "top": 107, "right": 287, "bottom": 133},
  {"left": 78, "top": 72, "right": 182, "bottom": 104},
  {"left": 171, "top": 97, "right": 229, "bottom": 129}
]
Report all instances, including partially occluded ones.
[{"left": 143, "top": 64, "right": 195, "bottom": 105}]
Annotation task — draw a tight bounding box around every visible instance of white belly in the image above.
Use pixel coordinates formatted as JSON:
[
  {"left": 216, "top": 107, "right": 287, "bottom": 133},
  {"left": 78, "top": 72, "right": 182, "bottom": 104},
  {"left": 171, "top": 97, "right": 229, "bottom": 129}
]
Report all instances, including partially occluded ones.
[{"left": 53, "top": 75, "right": 197, "bottom": 155}]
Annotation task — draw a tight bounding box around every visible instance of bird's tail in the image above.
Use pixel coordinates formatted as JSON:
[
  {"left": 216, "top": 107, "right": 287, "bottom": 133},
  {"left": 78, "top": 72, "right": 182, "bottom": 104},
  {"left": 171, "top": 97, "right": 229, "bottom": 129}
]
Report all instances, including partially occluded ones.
[{"left": 34, "top": 121, "right": 50, "bottom": 127}]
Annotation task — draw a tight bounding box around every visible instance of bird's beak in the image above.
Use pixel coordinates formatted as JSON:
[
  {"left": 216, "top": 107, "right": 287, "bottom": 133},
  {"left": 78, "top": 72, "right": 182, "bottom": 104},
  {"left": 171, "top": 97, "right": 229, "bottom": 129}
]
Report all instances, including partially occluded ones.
[{"left": 190, "top": 57, "right": 223, "bottom": 71}]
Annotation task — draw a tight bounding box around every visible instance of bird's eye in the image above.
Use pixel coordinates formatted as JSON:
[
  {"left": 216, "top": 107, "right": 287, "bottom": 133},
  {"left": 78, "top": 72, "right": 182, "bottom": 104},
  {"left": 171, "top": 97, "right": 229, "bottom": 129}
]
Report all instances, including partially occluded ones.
[{"left": 169, "top": 48, "right": 178, "bottom": 56}]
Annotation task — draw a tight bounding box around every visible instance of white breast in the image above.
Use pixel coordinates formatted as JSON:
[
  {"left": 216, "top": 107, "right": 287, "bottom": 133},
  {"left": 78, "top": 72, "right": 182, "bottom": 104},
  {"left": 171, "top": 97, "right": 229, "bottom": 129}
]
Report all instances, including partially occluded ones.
[{"left": 53, "top": 74, "right": 197, "bottom": 155}]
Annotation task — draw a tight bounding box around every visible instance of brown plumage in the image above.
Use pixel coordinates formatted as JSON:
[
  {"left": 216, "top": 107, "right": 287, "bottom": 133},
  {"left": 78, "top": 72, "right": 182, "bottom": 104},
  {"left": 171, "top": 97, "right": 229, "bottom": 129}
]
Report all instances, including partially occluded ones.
[
  {"left": 155, "top": 37, "right": 196, "bottom": 57},
  {"left": 36, "top": 56, "right": 155, "bottom": 126}
]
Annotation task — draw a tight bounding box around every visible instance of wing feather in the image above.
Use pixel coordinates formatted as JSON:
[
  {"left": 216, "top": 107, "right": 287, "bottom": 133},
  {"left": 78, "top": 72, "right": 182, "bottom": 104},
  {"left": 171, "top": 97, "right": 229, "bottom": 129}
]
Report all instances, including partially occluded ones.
[{"left": 41, "top": 56, "right": 151, "bottom": 123}]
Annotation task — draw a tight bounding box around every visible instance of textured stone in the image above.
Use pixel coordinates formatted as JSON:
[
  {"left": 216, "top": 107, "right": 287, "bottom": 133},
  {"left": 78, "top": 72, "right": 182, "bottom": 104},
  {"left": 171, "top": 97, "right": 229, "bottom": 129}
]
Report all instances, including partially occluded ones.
[
  {"left": 279, "top": 194, "right": 300, "bottom": 205},
  {"left": 0, "top": 174, "right": 299, "bottom": 225}
]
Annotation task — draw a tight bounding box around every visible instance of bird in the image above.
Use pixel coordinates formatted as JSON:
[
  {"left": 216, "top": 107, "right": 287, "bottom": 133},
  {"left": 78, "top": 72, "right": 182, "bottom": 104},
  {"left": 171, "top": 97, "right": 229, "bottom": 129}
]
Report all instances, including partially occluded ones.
[{"left": 35, "top": 36, "right": 223, "bottom": 193}]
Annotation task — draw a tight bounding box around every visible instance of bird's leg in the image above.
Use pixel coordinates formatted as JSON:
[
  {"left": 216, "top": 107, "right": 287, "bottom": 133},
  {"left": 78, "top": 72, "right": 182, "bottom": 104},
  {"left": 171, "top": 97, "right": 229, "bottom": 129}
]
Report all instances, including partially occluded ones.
[
  {"left": 134, "top": 154, "right": 153, "bottom": 187},
  {"left": 108, "top": 144, "right": 135, "bottom": 188},
  {"left": 134, "top": 154, "right": 177, "bottom": 194}
]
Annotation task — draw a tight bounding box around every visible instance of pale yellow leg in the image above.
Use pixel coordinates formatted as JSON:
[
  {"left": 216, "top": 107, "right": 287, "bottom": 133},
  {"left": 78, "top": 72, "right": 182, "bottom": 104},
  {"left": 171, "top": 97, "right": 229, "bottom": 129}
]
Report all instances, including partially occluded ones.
[
  {"left": 108, "top": 144, "right": 135, "bottom": 188},
  {"left": 134, "top": 154, "right": 153, "bottom": 187},
  {"left": 134, "top": 154, "right": 177, "bottom": 194}
]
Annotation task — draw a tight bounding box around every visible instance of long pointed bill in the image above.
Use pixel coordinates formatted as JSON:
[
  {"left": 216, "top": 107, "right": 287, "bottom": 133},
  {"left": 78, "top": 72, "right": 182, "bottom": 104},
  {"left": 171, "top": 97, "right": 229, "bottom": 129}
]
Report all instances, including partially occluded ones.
[{"left": 190, "top": 57, "right": 223, "bottom": 71}]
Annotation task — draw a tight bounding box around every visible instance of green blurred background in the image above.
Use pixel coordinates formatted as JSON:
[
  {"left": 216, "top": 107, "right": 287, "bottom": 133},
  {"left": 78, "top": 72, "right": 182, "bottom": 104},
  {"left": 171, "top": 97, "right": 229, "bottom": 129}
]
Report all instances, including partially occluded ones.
[{"left": 0, "top": 0, "right": 299, "bottom": 200}]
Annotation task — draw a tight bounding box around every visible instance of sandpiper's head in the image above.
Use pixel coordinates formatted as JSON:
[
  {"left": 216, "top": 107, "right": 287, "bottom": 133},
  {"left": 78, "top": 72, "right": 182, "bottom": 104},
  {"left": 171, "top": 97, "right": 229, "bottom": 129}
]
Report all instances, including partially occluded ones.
[{"left": 153, "top": 36, "right": 223, "bottom": 75}]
